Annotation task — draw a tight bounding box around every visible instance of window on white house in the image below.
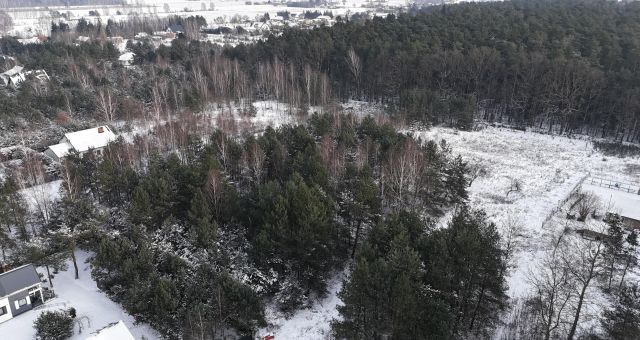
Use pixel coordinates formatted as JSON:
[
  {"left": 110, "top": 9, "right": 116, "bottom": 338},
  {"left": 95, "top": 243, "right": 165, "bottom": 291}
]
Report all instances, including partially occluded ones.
[
  {"left": 0, "top": 306, "right": 6, "bottom": 316},
  {"left": 18, "top": 298, "right": 27, "bottom": 307}
]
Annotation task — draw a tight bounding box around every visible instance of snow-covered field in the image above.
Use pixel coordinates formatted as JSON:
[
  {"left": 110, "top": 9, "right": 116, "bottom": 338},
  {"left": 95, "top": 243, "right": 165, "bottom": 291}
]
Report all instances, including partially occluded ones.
[
  {"left": 414, "top": 127, "right": 639, "bottom": 295},
  {"left": 0, "top": 250, "right": 161, "bottom": 340},
  {"left": 6, "top": 0, "right": 407, "bottom": 37}
]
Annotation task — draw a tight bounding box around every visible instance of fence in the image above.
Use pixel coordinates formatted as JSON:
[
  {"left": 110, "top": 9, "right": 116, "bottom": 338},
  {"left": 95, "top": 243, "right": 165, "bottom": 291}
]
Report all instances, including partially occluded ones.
[
  {"left": 587, "top": 176, "right": 640, "bottom": 195},
  {"left": 540, "top": 174, "right": 589, "bottom": 229}
]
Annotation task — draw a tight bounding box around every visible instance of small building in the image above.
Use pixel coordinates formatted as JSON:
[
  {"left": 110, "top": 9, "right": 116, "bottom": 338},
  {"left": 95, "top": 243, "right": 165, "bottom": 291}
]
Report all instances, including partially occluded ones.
[
  {"left": 44, "top": 126, "right": 117, "bottom": 162},
  {"left": 574, "top": 228, "right": 610, "bottom": 242},
  {"left": 621, "top": 215, "right": 640, "bottom": 230},
  {"left": 166, "top": 24, "right": 184, "bottom": 35},
  {"left": 118, "top": 52, "right": 135, "bottom": 67},
  {"left": 107, "top": 36, "right": 124, "bottom": 46},
  {"left": 605, "top": 212, "right": 640, "bottom": 231},
  {"left": 0, "top": 264, "right": 43, "bottom": 324},
  {"left": 0, "top": 66, "right": 26, "bottom": 87},
  {"left": 86, "top": 320, "right": 135, "bottom": 340}
]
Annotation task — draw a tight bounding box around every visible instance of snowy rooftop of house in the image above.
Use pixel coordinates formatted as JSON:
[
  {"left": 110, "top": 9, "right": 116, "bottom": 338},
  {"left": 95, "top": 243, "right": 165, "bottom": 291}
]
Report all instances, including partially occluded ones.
[
  {"left": 62, "top": 126, "right": 117, "bottom": 153},
  {"left": 47, "top": 142, "right": 73, "bottom": 158},
  {"left": 0, "top": 264, "right": 40, "bottom": 298},
  {"left": 118, "top": 52, "right": 135, "bottom": 61},
  {"left": 85, "top": 320, "right": 135, "bottom": 340},
  {"left": 1, "top": 65, "right": 24, "bottom": 77}
]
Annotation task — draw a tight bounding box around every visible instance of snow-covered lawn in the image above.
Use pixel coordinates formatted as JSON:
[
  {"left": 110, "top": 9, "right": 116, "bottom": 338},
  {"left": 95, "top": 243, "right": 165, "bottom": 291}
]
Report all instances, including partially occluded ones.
[{"left": 0, "top": 250, "right": 161, "bottom": 340}]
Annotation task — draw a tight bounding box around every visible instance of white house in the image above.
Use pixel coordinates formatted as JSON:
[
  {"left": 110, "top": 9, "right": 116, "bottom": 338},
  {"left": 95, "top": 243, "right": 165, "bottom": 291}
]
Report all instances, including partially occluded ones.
[
  {"left": 118, "top": 52, "right": 135, "bottom": 67},
  {"left": 0, "top": 66, "right": 26, "bottom": 87},
  {"left": 0, "top": 66, "right": 49, "bottom": 88},
  {"left": 86, "top": 320, "right": 135, "bottom": 340},
  {"left": 0, "top": 264, "right": 43, "bottom": 324},
  {"left": 44, "top": 126, "right": 117, "bottom": 162}
]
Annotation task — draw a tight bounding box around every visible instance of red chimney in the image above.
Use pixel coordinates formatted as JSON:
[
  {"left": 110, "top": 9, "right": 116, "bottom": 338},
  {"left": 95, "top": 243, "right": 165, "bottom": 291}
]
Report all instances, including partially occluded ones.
[{"left": 98, "top": 126, "right": 104, "bottom": 133}]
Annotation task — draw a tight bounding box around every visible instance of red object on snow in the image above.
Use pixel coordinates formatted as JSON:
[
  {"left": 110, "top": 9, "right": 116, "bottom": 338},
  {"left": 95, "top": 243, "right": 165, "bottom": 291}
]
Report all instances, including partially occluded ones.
[{"left": 262, "top": 336, "right": 275, "bottom": 340}]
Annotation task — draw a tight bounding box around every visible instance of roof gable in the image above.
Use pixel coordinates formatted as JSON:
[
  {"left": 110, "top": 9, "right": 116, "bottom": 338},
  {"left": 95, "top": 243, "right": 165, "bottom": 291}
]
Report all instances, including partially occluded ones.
[{"left": 63, "top": 126, "right": 117, "bottom": 153}]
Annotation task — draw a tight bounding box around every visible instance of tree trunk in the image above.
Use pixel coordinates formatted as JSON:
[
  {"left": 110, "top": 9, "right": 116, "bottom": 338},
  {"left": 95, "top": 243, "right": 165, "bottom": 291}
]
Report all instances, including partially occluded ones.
[
  {"left": 46, "top": 264, "right": 53, "bottom": 287},
  {"left": 71, "top": 245, "right": 79, "bottom": 280},
  {"left": 469, "top": 279, "right": 487, "bottom": 331},
  {"left": 618, "top": 257, "right": 632, "bottom": 289},
  {"left": 351, "top": 220, "right": 362, "bottom": 258},
  {"left": 567, "top": 282, "right": 589, "bottom": 340}
]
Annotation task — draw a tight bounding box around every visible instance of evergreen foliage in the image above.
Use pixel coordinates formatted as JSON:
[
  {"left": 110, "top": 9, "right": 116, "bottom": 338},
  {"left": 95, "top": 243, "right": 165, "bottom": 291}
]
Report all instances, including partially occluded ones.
[{"left": 33, "top": 310, "right": 74, "bottom": 340}]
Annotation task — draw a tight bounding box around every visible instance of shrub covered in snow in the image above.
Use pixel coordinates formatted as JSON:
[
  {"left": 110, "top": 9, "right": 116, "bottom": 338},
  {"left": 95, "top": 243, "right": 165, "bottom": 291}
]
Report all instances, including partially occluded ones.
[{"left": 33, "top": 310, "right": 74, "bottom": 340}]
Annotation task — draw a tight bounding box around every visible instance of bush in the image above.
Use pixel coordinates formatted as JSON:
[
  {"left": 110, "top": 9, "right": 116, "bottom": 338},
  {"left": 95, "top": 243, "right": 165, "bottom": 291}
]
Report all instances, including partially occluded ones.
[{"left": 34, "top": 310, "right": 73, "bottom": 340}]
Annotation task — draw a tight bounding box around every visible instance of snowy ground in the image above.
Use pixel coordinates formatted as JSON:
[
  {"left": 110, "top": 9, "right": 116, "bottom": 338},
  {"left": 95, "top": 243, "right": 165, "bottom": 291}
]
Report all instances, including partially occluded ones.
[
  {"left": 413, "top": 126, "right": 640, "bottom": 337},
  {"left": 259, "top": 269, "right": 348, "bottom": 340},
  {"left": 233, "top": 123, "right": 640, "bottom": 339},
  {"left": 0, "top": 250, "right": 161, "bottom": 340},
  {"left": 413, "top": 127, "right": 639, "bottom": 292},
  {"left": 7, "top": 180, "right": 161, "bottom": 339},
  {"left": 7, "top": 0, "right": 408, "bottom": 37}
]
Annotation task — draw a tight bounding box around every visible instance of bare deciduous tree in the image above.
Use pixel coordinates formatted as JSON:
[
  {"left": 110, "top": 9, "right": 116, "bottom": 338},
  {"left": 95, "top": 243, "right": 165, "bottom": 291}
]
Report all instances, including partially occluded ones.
[
  {"left": 506, "top": 178, "right": 523, "bottom": 197},
  {"left": 346, "top": 48, "right": 361, "bottom": 98},
  {"left": 247, "top": 141, "right": 266, "bottom": 184},
  {"left": 96, "top": 86, "right": 118, "bottom": 122},
  {"left": 575, "top": 191, "right": 599, "bottom": 222},
  {"left": 562, "top": 231, "right": 605, "bottom": 340},
  {"left": 528, "top": 231, "right": 575, "bottom": 340}
]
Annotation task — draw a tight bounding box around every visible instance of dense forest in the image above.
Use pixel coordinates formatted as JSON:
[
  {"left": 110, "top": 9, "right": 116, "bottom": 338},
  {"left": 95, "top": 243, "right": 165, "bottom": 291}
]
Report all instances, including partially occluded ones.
[
  {"left": 3, "top": 114, "right": 501, "bottom": 338},
  {"left": 224, "top": 0, "right": 640, "bottom": 141},
  {"left": 0, "top": 0, "right": 639, "bottom": 339},
  {"left": 3, "top": 1, "right": 640, "bottom": 146}
]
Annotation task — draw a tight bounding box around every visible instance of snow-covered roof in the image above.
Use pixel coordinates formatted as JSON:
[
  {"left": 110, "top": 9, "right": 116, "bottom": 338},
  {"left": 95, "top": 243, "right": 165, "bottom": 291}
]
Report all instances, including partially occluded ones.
[
  {"left": 47, "top": 142, "right": 73, "bottom": 158},
  {"left": 2, "top": 65, "right": 24, "bottom": 77},
  {"left": 85, "top": 320, "right": 135, "bottom": 340},
  {"left": 62, "top": 126, "right": 117, "bottom": 153},
  {"left": 118, "top": 52, "right": 135, "bottom": 62}
]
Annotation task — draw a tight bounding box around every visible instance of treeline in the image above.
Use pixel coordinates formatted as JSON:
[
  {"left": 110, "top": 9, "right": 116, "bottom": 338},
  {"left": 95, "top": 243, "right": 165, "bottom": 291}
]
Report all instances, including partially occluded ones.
[
  {"left": 4, "top": 0, "right": 640, "bottom": 149},
  {"left": 226, "top": 0, "right": 640, "bottom": 141}
]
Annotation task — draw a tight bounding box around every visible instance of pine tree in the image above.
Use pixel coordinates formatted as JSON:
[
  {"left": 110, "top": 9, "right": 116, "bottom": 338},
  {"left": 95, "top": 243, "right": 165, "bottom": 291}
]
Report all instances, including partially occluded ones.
[
  {"left": 129, "top": 186, "right": 153, "bottom": 226},
  {"left": 339, "top": 165, "right": 380, "bottom": 258},
  {"left": 188, "top": 189, "right": 217, "bottom": 247},
  {"left": 33, "top": 310, "right": 73, "bottom": 340},
  {"left": 601, "top": 283, "right": 640, "bottom": 340}
]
